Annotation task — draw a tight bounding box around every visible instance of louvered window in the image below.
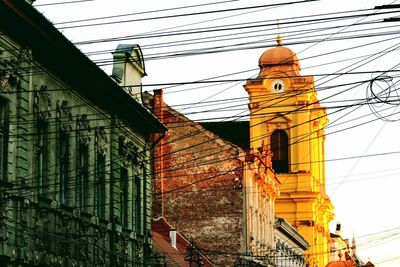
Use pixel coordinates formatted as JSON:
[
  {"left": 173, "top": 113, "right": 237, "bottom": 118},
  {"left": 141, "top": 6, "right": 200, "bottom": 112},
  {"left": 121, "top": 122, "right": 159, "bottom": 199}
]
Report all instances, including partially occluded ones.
[{"left": 271, "top": 130, "right": 289, "bottom": 173}]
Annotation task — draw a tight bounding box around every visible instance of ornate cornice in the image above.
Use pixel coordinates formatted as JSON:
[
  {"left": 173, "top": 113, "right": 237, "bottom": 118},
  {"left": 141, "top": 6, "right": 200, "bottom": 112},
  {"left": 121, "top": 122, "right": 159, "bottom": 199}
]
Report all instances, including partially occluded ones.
[{"left": 56, "top": 100, "right": 72, "bottom": 133}]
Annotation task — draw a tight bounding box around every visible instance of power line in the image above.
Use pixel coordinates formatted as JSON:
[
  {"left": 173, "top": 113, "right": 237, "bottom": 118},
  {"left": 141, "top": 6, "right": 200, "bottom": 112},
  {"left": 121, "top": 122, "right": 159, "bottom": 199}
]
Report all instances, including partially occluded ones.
[
  {"left": 33, "top": 0, "right": 95, "bottom": 7},
  {"left": 56, "top": 0, "right": 320, "bottom": 30},
  {"left": 53, "top": 0, "right": 241, "bottom": 25}
]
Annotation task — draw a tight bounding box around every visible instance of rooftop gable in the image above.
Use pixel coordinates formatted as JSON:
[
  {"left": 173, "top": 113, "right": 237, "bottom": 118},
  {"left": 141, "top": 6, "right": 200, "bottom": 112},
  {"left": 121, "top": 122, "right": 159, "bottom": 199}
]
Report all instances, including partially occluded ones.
[{"left": 0, "top": 0, "right": 166, "bottom": 134}]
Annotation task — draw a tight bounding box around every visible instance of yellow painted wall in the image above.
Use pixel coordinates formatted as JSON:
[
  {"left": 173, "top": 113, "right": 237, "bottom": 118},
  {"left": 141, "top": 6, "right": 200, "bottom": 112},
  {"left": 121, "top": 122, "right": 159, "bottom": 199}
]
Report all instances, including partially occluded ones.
[{"left": 244, "top": 44, "right": 334, "bottom": 267}]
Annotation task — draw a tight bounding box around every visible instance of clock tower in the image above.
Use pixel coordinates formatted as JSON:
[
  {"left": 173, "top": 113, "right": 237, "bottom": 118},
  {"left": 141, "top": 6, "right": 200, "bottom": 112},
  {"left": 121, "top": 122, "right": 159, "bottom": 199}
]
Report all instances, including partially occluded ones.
[{"left": 243, "top": 38, "right": 334, "bottom": 267}]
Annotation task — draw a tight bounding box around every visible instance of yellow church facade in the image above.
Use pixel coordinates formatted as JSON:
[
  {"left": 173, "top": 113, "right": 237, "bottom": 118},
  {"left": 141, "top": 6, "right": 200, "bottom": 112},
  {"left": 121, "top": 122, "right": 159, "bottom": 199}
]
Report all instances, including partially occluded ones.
[{"left": 244, "top": 39, "right": 335, "bottom": 267}]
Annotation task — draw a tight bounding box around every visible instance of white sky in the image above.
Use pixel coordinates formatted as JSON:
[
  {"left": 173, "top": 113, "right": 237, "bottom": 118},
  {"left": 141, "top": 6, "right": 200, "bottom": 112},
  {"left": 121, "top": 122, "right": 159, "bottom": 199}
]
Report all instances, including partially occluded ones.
[{"left": 35, "top": 0, "right": 400, "bottom": 265}]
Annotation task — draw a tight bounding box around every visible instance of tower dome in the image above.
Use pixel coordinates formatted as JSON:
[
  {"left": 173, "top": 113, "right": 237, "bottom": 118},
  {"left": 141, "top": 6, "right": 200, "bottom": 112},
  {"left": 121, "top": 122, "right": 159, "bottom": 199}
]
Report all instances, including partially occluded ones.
[
  {"left": 325, "top": 261, "right": 355, "bottom": 267},
  {"left": 258, "top": 45, "right": 298, "bottom": 66},
  {"left": 257, "top": 39, "right": 301, "bottom": 77},
  {"left": 325, "top": 252, "right": 356, "bottom": 267}
]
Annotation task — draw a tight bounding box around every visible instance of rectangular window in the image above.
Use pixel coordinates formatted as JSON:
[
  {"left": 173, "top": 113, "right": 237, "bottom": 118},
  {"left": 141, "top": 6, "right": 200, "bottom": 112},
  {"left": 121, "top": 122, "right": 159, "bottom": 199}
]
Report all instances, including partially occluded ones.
[
  {"left": 0, "top": 101, "right": 8, "bottom": 181},
  {"left": 120, "top": 167, "right": 128, "bottom": 227},
  {"left": 58, "top": 131, "right": 69, "bottom": 204},
  {"left": 35, "top": 121, "right": 48, "bottom": 195},
  {"left": 134, "top": 175, "right": 141, "bottom": 234},
  {"left": 96, "top": 154, "right": 106, "bottom": 219},
  {"left": 77, "top": 144, "right": 89, "bottom": 211}
]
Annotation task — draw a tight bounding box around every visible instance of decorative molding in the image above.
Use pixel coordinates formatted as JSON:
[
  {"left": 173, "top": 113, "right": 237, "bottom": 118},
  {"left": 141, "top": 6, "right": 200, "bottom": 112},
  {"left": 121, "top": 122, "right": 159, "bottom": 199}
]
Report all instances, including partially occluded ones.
[
  {"left": 0, "top": 209, "right": 8, "bottom": 241},
  {"left": 269, "top": 112, "right": 292, "bottom": 124},
  {"left": 121, "top": 234, "right": 129, "bottom": 255},
  {"left": 56, "top": 100, "right": 73, "bottom": 133},
  {"left": 0, "top": 70, "right": 15, "bottom": 92},
  {"left": 248, "top": 102, "right": 260, "bottom": 110},
  {"left": 33, "top": 85, "right": 52, "bottom": 122},
  {"left": 76, "top": 114, "right": 91, "bottom": 146},
  {"left": 0, "top": 48, "right": 30, "bottom": 92},
  {"left": 118, "top": 136, "right": 139, "bottom": 166},
  {"left": 292, "top": 77, "right": 307, "bottom": 84},
  {"left": 95, "top": 126, "right": 108, "bottom": 157}
]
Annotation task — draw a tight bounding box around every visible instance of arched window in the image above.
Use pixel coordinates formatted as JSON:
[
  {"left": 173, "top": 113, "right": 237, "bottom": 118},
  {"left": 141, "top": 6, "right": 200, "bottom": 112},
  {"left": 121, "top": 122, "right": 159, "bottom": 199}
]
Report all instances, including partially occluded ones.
[{"left": 271, "top": 130, "right": 289, "bottom": 173}]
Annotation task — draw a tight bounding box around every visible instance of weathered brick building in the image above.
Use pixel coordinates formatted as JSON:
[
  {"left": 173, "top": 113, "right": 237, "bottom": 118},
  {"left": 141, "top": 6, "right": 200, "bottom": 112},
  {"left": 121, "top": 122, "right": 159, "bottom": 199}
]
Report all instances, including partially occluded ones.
[{"left": 151, "top": 90, "right": 280, "bottom": 266}]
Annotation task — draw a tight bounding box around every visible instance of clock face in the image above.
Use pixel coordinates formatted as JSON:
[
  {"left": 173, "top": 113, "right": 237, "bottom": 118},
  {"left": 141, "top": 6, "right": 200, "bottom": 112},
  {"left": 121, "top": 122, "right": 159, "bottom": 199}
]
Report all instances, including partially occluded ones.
[{"left": 271, "top": 79, "right": 285, "bottom": 93}]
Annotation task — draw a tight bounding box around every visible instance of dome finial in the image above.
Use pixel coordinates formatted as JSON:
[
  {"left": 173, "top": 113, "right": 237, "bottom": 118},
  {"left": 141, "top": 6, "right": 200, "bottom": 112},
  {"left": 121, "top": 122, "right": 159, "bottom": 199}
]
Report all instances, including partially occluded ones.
[{"left": 276, "top": 20, "right": 282, "bottom": 46}]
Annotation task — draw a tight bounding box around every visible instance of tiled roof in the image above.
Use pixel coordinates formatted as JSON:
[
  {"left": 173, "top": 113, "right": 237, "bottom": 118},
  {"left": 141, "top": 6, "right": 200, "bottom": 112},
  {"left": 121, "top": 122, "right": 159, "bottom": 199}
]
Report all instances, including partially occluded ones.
[
  {"left": 152, "top": 232, "right": 187, "bottom": 267},
  {"left": 200, "top": 121, "right": 250, "bottom": 149},
  {"left": 152, "top": 218, "right": 213, "bottom": 267}
]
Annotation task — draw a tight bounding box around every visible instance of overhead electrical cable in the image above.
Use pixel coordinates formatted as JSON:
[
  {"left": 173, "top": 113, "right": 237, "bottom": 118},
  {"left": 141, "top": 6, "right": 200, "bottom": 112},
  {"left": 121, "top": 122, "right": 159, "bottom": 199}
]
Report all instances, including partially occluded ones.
[
  {"left": 33, "top": 0, "right": 94, "bottom": 7},
  {"left": 53, "top": 0, "right": 241, "bottom": 25},
  {"left": 57, "top": 0, "right": 320, "bottom": 30}
]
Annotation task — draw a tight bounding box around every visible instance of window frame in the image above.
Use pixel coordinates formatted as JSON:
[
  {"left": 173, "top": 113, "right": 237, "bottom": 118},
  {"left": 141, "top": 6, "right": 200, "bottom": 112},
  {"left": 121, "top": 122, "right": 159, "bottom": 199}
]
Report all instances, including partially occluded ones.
[
  {"left": 120, "top": 166, "right": 129, "bottom": 228},
  {"left": 271, "top": 129, "right": 289, "bottom": 173},
  {"left": 35, "top": 119, "right": 49, "bottom": 196},
  {"left": 77, "top": 142, "right": 89, "bottom": 211},
  {"left": 58, "top": 130, "right": 70, "bottom": 204},
  {"left": 96, "top": 153, "right": 106, "bottom": 219},
  {"left": 0, "top": 99, "right": 9, "bottom": 182},
  {"left": 134, "top": 174, "right": 141, "bottom": 234}
]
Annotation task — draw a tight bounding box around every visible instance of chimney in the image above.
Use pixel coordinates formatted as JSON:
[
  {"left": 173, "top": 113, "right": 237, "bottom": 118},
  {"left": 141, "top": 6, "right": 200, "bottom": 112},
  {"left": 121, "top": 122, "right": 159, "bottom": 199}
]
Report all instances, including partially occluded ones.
[
  {"left": 152, "top": 89, "right": 165, "bottom": 218},
  {"left": 153, "top": 90, "right": 164, "bottom": 122},
  {"left": 170, "top": 228, "right": 177, "bottom": 249},
  {"left": 335, "top": 222, "right": 342, "bottom": 237}
]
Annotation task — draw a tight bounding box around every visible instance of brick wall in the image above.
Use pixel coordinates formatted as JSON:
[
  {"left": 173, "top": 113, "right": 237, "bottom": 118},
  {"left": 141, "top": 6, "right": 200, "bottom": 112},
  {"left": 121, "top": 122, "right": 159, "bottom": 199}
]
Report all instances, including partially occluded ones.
[{"left": 152, "top": 90, "right": 245, "bottom": 265}]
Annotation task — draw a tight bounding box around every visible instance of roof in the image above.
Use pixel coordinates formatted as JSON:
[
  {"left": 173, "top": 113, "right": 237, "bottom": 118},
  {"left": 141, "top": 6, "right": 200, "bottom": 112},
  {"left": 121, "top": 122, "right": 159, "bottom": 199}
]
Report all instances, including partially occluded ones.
[
  {"left": 258, "top": 45, "right": 299, "bottom": 67},
  {"left": 330, "top": 232, "right": 342, "bottom": 238},
  {"left": 200, "top": 121, "right": 250, "bottom": 149},
  {"left": 256, "top": 40, "right": 301, "bottom": 78},
  {"left": 326, "top": 251, "right": 356, "bottom": 267},
  {"left": 113, "top": 44, "right": 146, "bottom": 75},
  {"left": 152, "top": 218, "right": 213, "bottom": 267},
  {"left": 325, "top": 261, "right": 355, "bottom": 267},
  {"left": 0, "top": 0, "right": 166, "bottom": 135},
  {"left": 152, "top": 219, "right": 187, "bottom": 267},
  {"left": 275, "top": 217, "right": 309, "bottom": 250}
]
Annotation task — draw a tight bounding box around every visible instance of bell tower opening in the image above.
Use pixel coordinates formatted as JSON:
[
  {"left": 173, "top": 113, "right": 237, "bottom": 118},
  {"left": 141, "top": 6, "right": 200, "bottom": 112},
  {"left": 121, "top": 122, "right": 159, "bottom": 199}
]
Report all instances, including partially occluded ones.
[{"left": 270, "top": 129, "right": 289, "bottom": 173}]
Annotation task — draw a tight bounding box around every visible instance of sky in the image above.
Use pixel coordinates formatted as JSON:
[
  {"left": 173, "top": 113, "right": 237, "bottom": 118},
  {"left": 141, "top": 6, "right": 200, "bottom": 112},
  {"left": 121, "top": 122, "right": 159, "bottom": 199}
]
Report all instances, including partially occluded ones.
[{"left": 34, "top": 0, "right": 400, "bottom": 265}]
